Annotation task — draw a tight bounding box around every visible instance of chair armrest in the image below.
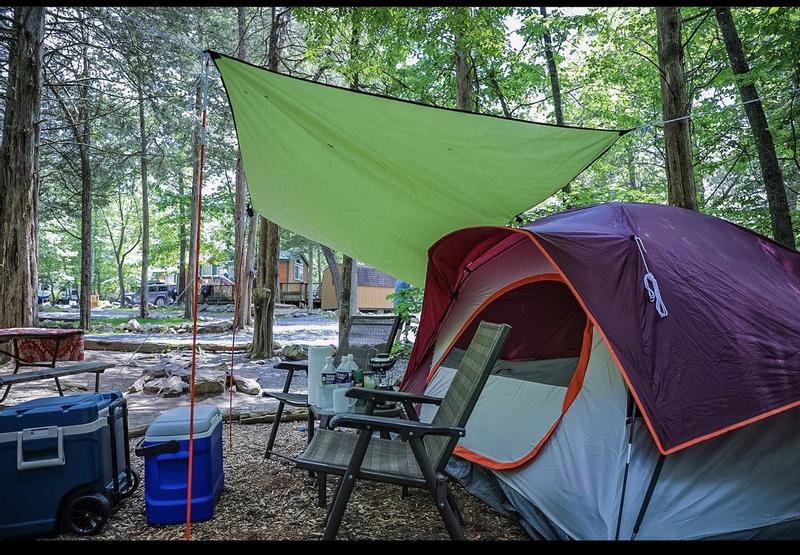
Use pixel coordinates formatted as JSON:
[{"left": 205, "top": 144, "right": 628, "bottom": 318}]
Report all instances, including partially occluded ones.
[
  {"left": 344, "top": 387, "right": 442, "bottom": 406},
  {"left": 328, "top": 413, "right": 464, "bottom": 439},
  {"left": 274, "top": 361, "right": 308, "bottom": 372}
]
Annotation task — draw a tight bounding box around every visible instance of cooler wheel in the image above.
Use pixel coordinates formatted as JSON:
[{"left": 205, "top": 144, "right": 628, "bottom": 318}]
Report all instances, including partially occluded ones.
[
  {"left": 120, "top": 468, "right": 140, "bottom": 499},
  {"left": 64, "top": 493, "right": 111, "bottom": 536}
]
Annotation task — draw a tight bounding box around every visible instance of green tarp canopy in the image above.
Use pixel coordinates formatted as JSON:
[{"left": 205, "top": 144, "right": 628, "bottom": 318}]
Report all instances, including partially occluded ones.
[{"left": 210, "top": 51, "right": 625, "bottom": 286}]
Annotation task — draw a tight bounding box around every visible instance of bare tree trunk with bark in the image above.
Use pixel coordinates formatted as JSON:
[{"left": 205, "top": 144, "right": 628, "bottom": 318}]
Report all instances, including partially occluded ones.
[
  {"left": 656, "top": 7, "right": 698, "bottom": 211},
  {"left": 0, "top": 7, "right": 44, "bottom": 328},
  {"left": 78, "top": 61, "right": 92, "bottom": 331},
  {"left": 540, "top": 6, "right": 569, "bottom": 193},
  {"left": 251, "top": 6, "right": 287, "bottom": 358},
  {"left": 138, "top": 84, "right": 150, "bottom": 318},
  {"left": 233, "top": 6, "right": 250, "bottom": 328},
  {"left": 178, "top": 171, "right": 186, "bottom": 304},
  {"left": 185, "top": 82, "right": 202, "bottom": 319},
  {"left": 715, "top": 7, "right": 795, "bottom": 249},
  {"left": 321, "top": 245, "right": 342, "bottom": 305},
  {"left": 453, "top": 8, "right": 472, "bottom": 112}
]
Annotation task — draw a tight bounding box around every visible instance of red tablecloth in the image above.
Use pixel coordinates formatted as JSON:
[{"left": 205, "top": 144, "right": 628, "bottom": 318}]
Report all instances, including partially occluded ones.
[{"left": 0, "top": 327, "right": 85, "bottom": 363}]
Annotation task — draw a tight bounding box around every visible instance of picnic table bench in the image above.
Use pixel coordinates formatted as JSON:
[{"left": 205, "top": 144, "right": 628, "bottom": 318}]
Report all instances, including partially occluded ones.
[{"left": 0, "top": 327, "right": 113, "bottom": 403}]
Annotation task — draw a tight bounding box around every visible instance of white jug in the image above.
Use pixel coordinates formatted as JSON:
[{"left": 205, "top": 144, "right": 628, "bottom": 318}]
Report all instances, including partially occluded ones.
[{"left": 308, "top": 345, "right": 333, "bottom": 406}]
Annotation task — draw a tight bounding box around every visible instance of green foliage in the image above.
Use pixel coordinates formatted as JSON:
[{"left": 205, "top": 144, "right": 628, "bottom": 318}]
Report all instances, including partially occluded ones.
[
  {"left": 387, "top": 285, "right": 423, "bottom": 344},
  {"left": 15, "top": 5, "right": 800, "bottom": 314}
]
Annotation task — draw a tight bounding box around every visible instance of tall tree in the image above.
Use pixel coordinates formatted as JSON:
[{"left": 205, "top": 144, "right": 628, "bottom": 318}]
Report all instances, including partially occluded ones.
[
  {"left": 136, "top": 79, "right": 150, "bottom": 318},
  {"left": 0, "top": 6, "right": 44, "bottom": 328},
  {"left": 252, "top": 6, "right": 287, "bottom": 358},
  {"left": 184, "top": 78, "right": 202, "bottom": 320},
  {"left": 655, "top": 7, "right": 698, "bottom": 211},
  {"left": 233, "top": 6, "right": 250, "bottom": 328},
  {"left": 715, "top": 7, "right": 795, "bottom": 249},
  {"left": 48, "top": 18, "right": 95, "bottom": 330},
  {"left": 540, "top": 7, "right": 569, "bottom": 193},
  {"left": 452, "top": 7, "right": 472, "bottom": 112}
]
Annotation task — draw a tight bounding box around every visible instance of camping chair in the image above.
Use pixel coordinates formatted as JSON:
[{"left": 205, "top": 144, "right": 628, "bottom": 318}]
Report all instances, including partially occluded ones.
[
  {"left": 263, "top": 314, "right": 401, "bottom": 459},
  {"left": 294, "top": 321, "right": 511, "bottom": 540}
]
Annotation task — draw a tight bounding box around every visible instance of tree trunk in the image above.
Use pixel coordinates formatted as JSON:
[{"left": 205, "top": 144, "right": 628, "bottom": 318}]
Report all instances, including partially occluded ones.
[
  {"left": 251, "top": 217, "right": 273, "bottom": 358},
  {"left": 117, "top": 257, "right": 126, "bottom": 309},
  {"left": 243, "top": 208, "right": 257, "bottom": 325},
  {"left": 178, "top": 171, "right": 186, "bottom": 304},
  {"left": 138, "top": 84, "right": 150, "bottom": 318},
  {"left": 251, "top": 6, "right": 286, "bottom": 358},
  {"left": 715, "top": 7, "right": 795, "bottom": 249},
  {"left": 320, "top": 245, "right": 342, "bottom": 306},
  {"left": 0, "top": 7, "right": 44, "bottom": 328},
  {"left": 339, "top": 255, "right": 353, "bottom": 340},
  {"left": 306, "top": 243, "right": 314, "bottom": 310},
  {"left": 655, "top": 7, "right": 698, "bottom": 211},
  {"left": 453, "top": 8, "right": 472, "bottom": 112},
  {"left": 540, "top": 6, "right": 569, "bottom": 193},
  {"left": 233, "top": 6, "right": 250, "bottom": 328},
  {"left": 185, "top": 82, "right": 202, "bottom": 319},
  {"left": 78, "top": 46, "right": 92, "bottom": 331}
]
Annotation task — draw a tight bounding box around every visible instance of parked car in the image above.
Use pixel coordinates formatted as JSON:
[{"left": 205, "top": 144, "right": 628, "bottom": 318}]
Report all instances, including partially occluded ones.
[
  {"left": 37, "top": 288, "right": 51, "bottom": 304},
  {"left": 124, "top": 283, "right": 177, "bottom": 307},
  {"left": 56, "top": 288, "right": 79, "bottom": 306}
]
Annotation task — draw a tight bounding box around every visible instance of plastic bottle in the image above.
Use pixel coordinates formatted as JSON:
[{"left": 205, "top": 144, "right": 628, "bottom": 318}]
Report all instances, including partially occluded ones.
[
  {"left": 320, "top": 356, "right": 336, "bottom": 410},
  {"left": 335, "top": 356, "right": 352, "bottom": 388}
]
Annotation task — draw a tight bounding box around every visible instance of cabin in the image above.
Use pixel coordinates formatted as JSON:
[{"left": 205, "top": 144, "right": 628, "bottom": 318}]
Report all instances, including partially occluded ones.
[
  {"left": 277, "top": 250, "right": 311, "bottom": 305},
  {"left": 321, "top": 263, "right": 397, "bottom": 312}
]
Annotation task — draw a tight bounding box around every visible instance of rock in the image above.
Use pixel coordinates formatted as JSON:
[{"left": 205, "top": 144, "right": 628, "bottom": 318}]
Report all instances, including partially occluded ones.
[
  {"left": 142, "top": 364, "right": 169, "bottom": 379},
  {"left": 292, "top": 311, "right": 308, "bottom": 318},
  {"left": 282, "top": 344, "right": 307, "bottom": 361},
  {"left": 234, "top": 376, "right": 261, "bottom": 395},
  {"left": 197, "top": 320, "right": 232, "bottom": 334},
  {"left": 194, "top": 374, "right": 225, "bottom": 396},
  {"left": 127, "top": 375, "right": 149, "bottom": 393},
  {"left": 125, "top": 318, "right": 141, "bottom": 332},
  {"left": 58, "top": 379, "right": 88, "bottom": 392},
  {"left": 143, "top": 376, "right": 187, "bottom": 397},
  {"left": 272, "top": 341, "right": 282, "bottom": 351}
]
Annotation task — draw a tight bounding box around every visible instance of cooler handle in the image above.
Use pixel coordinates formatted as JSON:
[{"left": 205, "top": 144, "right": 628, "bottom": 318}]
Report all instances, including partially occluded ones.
[
  {"left": 17, "top": 427, "right": 65, "bottom": 470},
  {"left": 134, "top": 438, "right": 180, "bottom": 457}
]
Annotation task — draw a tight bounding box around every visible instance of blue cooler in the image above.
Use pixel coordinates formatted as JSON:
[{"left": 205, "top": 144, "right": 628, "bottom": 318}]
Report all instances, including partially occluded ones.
[
  {"left": 0, "top": 392, "right": 137, "bottom": 538},
  {"left": 136, "top": 405, "right": 224, "bottom": 525}
]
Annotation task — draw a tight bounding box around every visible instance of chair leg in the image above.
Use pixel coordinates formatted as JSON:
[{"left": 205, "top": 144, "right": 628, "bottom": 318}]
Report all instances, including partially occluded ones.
[
  {"left": 446, "top": 488, "right": 465, "bottom": 529},
  {"left": 317, "top": 472, "right": 327, "bottom": 508},
  {"left": 264, "top": 400, "right": 285, "bottom": 459},
  {"left": 436, "top": 478, "right": 465, "bottom": 540},
  {"left": 323, "top": 430, "right": 372, "bottom": 541},
  {"left": 307, "top": 407, "right": 315, "bottom": 443},
  {"left": 407, "top": 437, "right": 465, "bottom": 540}
]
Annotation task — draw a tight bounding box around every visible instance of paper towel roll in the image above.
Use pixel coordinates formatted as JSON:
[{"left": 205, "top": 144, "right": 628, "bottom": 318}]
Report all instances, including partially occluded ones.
[{"left": 307, "top": 345, "right": 332, "bottom": 406}]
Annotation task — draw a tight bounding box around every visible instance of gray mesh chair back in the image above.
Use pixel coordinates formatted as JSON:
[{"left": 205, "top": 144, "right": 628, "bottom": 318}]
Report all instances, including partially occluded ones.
[
  {"left": 425, "top": 321, "right": 511, "bottom": 472},
  {"left": 335, "top": 315, "right": 401, "bottom": 369}
]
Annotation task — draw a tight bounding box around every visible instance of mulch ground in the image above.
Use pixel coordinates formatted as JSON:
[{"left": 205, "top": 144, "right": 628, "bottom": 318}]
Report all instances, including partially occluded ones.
[{"left": 56, "top": 419, "right": 529, "bottom": 541}]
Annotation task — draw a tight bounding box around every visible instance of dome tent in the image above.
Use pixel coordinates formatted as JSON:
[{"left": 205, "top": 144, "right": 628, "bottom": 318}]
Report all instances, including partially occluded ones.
[{"left": 401, "top": 202, "right": 800, "bottom": 539}]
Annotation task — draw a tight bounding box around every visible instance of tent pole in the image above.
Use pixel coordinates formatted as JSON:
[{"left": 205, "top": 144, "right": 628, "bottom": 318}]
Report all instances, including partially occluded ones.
[
  {"left": 630, "top": 453, "right": 666, "bottom": 540},
  {"left": 614, "top": 391, "right": 638, "bottom": 539}
]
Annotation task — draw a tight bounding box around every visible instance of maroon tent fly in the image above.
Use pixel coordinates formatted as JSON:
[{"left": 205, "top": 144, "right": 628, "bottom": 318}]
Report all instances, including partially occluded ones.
[{"left": 402, "top": 202, "right": 800, "bottom": 455}]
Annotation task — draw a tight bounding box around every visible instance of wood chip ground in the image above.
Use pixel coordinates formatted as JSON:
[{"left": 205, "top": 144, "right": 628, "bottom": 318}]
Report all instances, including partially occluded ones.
[{"left": 55, "top": 421, "right": 529, "bottom": 541}]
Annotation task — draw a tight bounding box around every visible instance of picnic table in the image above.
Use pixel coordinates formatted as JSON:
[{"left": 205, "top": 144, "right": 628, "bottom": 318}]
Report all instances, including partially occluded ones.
[{"left": 0, "top": 327, "right": 112, "bottom": 403}]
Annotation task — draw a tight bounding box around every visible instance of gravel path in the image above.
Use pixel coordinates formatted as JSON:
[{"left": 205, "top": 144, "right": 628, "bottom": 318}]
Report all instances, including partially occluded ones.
[{"left": 54, "top": 422, "right": 528, "bottom": 541}]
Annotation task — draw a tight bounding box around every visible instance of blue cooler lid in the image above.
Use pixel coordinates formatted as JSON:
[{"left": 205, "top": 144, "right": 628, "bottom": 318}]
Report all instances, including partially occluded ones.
[
  {"left": 0, "top": 391, "right": 122, "bottom": 433},
  {"left": 145, "top": 405, "right": 221, "bottom": 440}
]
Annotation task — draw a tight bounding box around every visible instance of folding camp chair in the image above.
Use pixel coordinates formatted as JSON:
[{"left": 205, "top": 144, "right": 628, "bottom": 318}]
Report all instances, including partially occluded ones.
[
  {"left": 294, "top": 321, "right": 511, "bottom": 540},
  {"left": 263, "top": 314, "right": 401, "bottom": 459}
]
